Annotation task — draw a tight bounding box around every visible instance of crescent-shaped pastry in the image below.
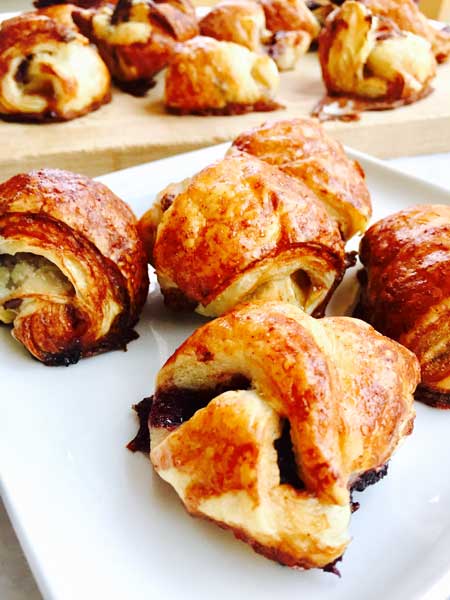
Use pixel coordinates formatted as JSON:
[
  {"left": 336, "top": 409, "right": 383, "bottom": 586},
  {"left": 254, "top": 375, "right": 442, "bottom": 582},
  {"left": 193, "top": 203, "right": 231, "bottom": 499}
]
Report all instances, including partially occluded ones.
[
  {"left": 136, "top": 302, "right": 419, "bottom": 570},
  {"left": 76, "top": 0, "right": 199, "bottom": 95},
  {"left": 199, "top": 1, "right": 270, "bottom": 53},
  {"left": 316, "top": 1, "right": 437, "bottom": 116},
  {"left": 0, "top": 169, "right": 149, "bottom": 365},
  {"left": 139, "top": 154, "right": 345, "bottom": 317},
  {"left": 361, "top": 0, "right": 450, "bottom": 64},
  {"left": 230, "top": 118, "right": 372, "bottom": 240},
  {"left": 356, "top": 204, "right": 450, "bottom": 408},
  {"left": 0, "top": 12, "right": 111, "bottom": 122},
  {"left": 164, "top": 36, "right": 282, "bottom": 115}
]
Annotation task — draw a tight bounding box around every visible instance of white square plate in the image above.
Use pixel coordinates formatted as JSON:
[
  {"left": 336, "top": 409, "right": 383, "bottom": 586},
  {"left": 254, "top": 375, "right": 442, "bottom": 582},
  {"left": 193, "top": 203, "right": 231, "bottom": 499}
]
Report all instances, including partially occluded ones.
[{"left": 1, "top": 144, "right": 450, "bottom": 600}]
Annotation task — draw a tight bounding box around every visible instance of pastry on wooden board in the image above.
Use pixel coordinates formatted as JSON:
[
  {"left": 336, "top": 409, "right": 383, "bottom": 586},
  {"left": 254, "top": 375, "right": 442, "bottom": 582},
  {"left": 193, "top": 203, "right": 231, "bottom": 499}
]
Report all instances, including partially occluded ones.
[
  {"left": 132, "top": 301, "right": 419, "bottom": 571},
  {"left": 0, "top": 169, "right": 149, "bottom": 365},
  {"left": 76, "top": 0, "right": 199, "bottom": 95},
  {"left": 0, "top": 11, "right": 111, "bottom": 122},
  {"left": 139, "top": 153, "right": 345, "bottom": 317},
  {"left": 230, "top": 118, "right": 372, "bottom": 240},
  {"left": 315, "top": 1, "right": 437, "bottom": 119},
  {"left": 355, "top": 204, "right": 450, "bottom": 408},
  {"left": 164, "top": 36, "right": 282, "bottom": 115}
]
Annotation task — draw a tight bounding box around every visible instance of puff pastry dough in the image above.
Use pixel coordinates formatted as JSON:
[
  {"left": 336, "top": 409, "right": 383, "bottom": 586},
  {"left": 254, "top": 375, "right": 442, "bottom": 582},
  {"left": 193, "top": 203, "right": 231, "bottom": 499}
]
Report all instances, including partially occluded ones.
[
  {"left": 230, "top": 118, "right": 372, "bottom": 240},
  {"left": 146, "top": 302, "right": 418, "bottom": 570},
  {"left": 139, "top": 154, "right": 345, "bottom": 317},
  {"left": 77, "top": 0, "right": 198, "bottom": 95},
  {"left": 259, "top": 0, "right": 320, "bottom": 39},
  {"left": 165, "top": 36, "right": 282, "bottom": 115},
  {"left": 356, "top": 204, "right": 450, "bottom": 408},
  {"left": 0, "top": 11, "right": 111, "bottom": 121},
  {"left": 316, "top": 1, "right": 436, "bottom": 113},
  {"left": 0, "top": 169, "right": 149, "bottom": 365}
]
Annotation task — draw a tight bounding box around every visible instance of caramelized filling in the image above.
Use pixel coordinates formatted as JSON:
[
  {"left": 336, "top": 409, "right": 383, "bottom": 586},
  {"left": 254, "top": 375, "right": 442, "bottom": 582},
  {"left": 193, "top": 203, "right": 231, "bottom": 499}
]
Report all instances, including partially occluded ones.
[{"left": 274, "top": 420, "right": 305, "bottom": 490}]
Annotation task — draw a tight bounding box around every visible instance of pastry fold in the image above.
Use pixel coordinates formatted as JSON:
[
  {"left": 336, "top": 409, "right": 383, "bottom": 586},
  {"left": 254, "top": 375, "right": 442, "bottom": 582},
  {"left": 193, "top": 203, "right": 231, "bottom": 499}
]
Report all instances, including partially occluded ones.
[
  {"left": 76, "top": 0, "right": 198, "bottom": 95},
  {"left": 139, "top": 153, "right": 345, "bottom": 317},
  {"left": 317, "top": 1, "right": 436, "bottom": 111},
  {"left": 230, "top": 118, "right": 372, "bottom": 240},
  {"left": 165, "top": 36, "right": 282, "bottom": 115},
  {"left": 148, "top": 302, "right": 419, "bottom": 569},
  {"left": 0, "top": 11, "right": 111, "bottom": 122},
  {"left": 0, "top": 169, "right": 149, "bottom": 365},
  {"left": 356, "top": 204, "right": 450, "bottom": 408}
]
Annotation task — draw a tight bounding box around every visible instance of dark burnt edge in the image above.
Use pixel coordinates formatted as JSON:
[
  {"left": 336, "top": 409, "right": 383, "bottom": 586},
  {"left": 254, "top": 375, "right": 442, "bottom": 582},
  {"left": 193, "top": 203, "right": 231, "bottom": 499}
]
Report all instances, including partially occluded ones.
[
  {"left": 415, "top": 383, "right": 450, "bottom": 409},
  {"left": 349, "top": 463, "right": 388, "bottom": 512},
  {"left": 322, "top": 555, "right": 343, "bottom": 577},
  {"left": 166, "top": 99, "right": 285, "bottom": 117},
  {"left": 127, "top": 396, "right": 153, "bottom": 453}
]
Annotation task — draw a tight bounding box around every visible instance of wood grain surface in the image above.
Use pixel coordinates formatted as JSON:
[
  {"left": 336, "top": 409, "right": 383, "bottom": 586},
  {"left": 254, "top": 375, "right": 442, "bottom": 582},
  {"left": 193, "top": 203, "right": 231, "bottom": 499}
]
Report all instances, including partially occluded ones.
[{"left": 1, "top": 50, "right": 449, "bottom": 181}]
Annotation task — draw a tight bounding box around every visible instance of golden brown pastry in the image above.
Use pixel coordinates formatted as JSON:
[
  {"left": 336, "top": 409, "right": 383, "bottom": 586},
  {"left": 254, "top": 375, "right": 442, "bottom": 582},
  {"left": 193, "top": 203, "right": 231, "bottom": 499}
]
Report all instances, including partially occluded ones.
[
  {"left": 361, "top": 0, "right": 450, "bottom": 64},
  {"left": 267, "top": 29, "right": 312, "bottom": 70},
  {"left": 0, "top": 169, "right": 149, "bottom": 365},
  {"left": 77, "top": 0, "right": 199, "bottom": 95},
  {"left": 165, "top": 36, "right": 282, "bottom": 115},
  {"left": 356, "top": 204, "right": 450, "bottom": 408},
  {"left": 315, "top": 1, "right": 437, "bottom": 117},
  {"left": 0, "top": 12, "right": 111, "bottom": 122},
  {"left": 139, "top": 154, "right": 345, "bottom": 317},
  {"left": 140, "top": 301, "right": 419, "bottom": 570},
  {"left": 230, "top": 118, "right": 372, "bottom": 240},
  {"left": 34, "top": 1, "right": 113, "bottom": 7},
  {"left": 199, "top": 1, "right": 270, "bottom": 53}
]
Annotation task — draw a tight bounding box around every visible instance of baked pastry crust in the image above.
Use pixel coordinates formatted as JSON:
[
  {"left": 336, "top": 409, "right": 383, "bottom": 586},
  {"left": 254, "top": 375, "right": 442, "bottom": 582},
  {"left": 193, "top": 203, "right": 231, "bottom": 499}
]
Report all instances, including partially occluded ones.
[
  {"left": 316, "top": 1, "right": 437, "bottom": 113},
  {"left": 259, "top": 0, "right": 320, "bottom": 38},
  {"left": 77, "top": 0, "right": 198, "bottom": 95},
  {"left": 140, "top": 153, "right": 345, "bottom": 317},
  {"left": 230, "top": 118, "right": 372, "bottom": 240},
  {"left": 0, "top": 11, "right": 111, "bottom": 122},
  {"left": 356, "top": 204, "right": 450, "bottom": 407},
  {"left": 0, "top": 169, "right": 149, "bottom": 365},
  {"left": 165, "top": 36, "right": 282, "bottom": 115},
  {"left": 149, "top": 301, "right": 419, "bottom": 569}
]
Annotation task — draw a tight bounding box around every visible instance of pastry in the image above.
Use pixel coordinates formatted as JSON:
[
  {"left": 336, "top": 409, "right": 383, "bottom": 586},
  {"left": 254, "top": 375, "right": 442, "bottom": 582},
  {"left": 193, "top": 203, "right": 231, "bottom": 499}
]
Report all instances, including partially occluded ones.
[
  {"left": 356, "top": 204, "right": 450, "bottom": 408},
  {"left": 267, "top": 29, "right": 312, "bottom": 70},
  {"left": 259, "top": 0, "right": 320, "bottom": 39},
  {"left": 230, "top": 118, "right": 372, "bottom": 240},
  {"left": 34, "top": 1, "right": 113, "bottom": 7},
  {"left": 0, "top": 169, "right": 149, "bottom": 365},
  {"left": 76, "top": 0, "right": 199, "bottom": 95},
  {"left": 315, "top": 1, "right": 437, "bottom": 118},
  {"left": 165, "top": 36, "right": 282, "bottom": 115},
  {"left": 137, "top": 301, "right": 419, "bottom": 570},
  {"left": 0, "top": 12, "right": 111, "bottom": 122},
  {"left": 139, "top": 153, "right": 345, "bottom": 317},
  {"left": 199, "top": 1, "right": 270, "bottom": 53}
]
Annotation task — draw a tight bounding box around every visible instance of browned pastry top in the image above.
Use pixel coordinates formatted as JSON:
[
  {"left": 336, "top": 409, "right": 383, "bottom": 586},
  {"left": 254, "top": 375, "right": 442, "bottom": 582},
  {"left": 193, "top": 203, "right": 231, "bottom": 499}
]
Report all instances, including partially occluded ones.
[
  {"left": 358, "top": 204, "right": 450, "bottom": 395},
  {"left": 150, "top": 301, "right": 419, "bottom": 569},
  {"left": 259, "top": 0, "right": 320, "bottom": 37},
  {"left": 230, "top": 117, "right": 372, "bottom": 240}
]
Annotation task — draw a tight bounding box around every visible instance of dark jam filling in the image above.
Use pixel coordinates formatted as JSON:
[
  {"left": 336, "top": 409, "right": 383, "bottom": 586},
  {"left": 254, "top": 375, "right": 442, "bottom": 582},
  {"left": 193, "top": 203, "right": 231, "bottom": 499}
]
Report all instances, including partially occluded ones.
[
  {"left": 127, "top": 396, "right": 154, "bottom": 454},
  {"left": 274, "top": 420, "right": 305, "bottom": 490}
]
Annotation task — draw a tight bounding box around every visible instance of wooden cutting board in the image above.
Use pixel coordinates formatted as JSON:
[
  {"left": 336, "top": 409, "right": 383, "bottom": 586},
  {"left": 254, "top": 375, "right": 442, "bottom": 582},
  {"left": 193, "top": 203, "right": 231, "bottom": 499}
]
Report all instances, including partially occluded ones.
[{"left": 1, "top": 52, "right": 449, "bottom": 181}]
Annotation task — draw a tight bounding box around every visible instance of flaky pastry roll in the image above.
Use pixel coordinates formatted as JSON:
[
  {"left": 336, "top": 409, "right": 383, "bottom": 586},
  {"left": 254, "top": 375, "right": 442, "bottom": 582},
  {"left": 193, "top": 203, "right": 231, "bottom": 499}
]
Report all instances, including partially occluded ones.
[
  {"left": 0, "top": 12, "right": 111, "bottom": 122},
  {"left": 77, "top": 0, "right": 198, "bottom": 95},
  {"left": 132, "top": 302, "right": 418, "bottom": 570},
  {"left": 356, "top": 204, "right": 450, "bottom": 408},
  {"left": 0, "top": 169, "right": 149, "bottom": 365},
  {"left": 259, "top": 0, "right": 320, "bottom": 38},
  {"left": 165, "top": 36, "right": 282, "bottom": 115},
  {"left": 139, "top": 154, "right": 345, "bottom": 317},
  {"left": 230, "top": 118, "right": 372, "bottom": 240},
  {"left": 316, "top": 1, "right": 436, "bottom": 115}
]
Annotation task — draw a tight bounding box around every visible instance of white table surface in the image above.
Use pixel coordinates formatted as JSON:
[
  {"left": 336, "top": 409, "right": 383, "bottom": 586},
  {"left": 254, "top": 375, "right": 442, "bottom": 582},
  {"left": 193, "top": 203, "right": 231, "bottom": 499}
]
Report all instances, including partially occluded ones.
[{"left": 1, "top": 151, "right": 450, "bottom": 600}]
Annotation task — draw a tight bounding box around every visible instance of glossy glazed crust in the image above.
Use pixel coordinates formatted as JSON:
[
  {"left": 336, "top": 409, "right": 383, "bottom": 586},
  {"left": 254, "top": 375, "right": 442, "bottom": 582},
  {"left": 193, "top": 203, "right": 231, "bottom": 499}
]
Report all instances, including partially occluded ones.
[
  {"left": 34, "top": 0, "right": 114, "bottom": 7},
  {"left": 318, "top": 2, "right": 436, "bottom": 108},
  {"left": 0, "top": 12, "right": 111, "bottom": 122},
  {"left": 361, "top": 0, "right": 450, "bottom": 63},
  {"left": 230, "top": 118, "right": 372, "bottom": 240},
  {"left": 150, "top": 301, "right": 419, "bottom": 568},
  {"left": 165, "top": 36, "right": 282, "bottom": 115},
  {"left": 199, "top": 1, "right": 269, "bottom": 52},
  {"left": 143, "top": 154, "right": 345, "bottom": 317},
  {"left": 259, "top": 0, "right": 320, "bottom": 38},
  {"left": 77, "top": 0, "right": 198, "bottom": 89},
  {"left": 0, "top": 169, "right": 149, "bottom": 364},
  {"left": 356, "top": 204, "right": 450, "bottom": 401}
]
